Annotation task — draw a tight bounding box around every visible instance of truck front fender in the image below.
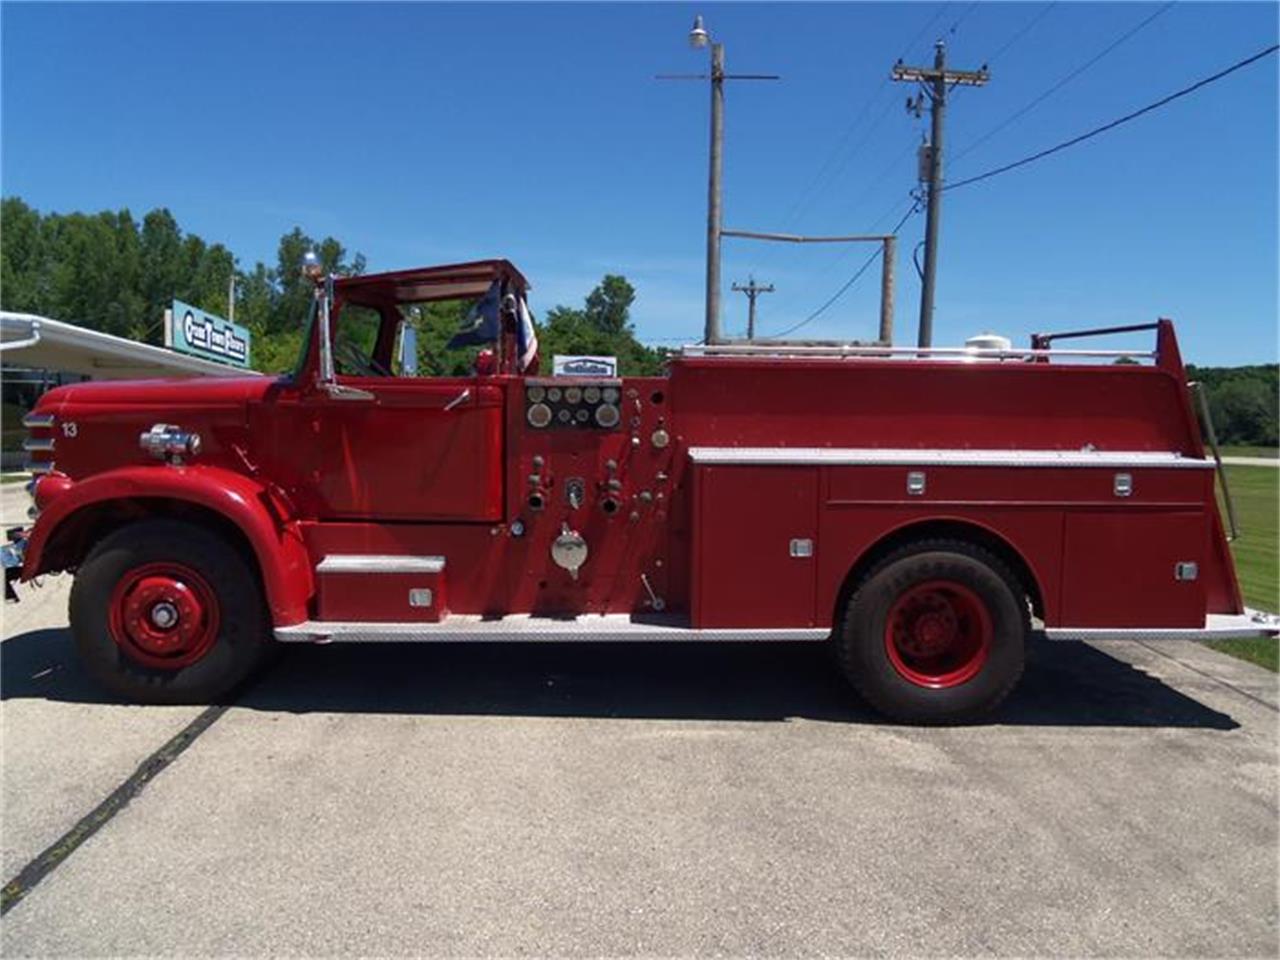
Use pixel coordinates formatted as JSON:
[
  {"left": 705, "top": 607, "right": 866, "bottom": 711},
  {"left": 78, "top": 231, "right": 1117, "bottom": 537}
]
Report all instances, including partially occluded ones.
[{"left": 23, "top": 465, "right": 312, "bottom": 626}]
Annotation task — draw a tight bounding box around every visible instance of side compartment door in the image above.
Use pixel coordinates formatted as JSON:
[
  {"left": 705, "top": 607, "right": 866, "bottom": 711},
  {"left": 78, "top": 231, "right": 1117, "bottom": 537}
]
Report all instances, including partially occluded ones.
[
  {"left": 309, "top": 377, "right": 505, "bottom": 522},
  {"left": 692, "top": 465, "right": 818, "bottom": 627},
  {"left": 1060, "top": 511, "right": 1207, "bottom": 627}
]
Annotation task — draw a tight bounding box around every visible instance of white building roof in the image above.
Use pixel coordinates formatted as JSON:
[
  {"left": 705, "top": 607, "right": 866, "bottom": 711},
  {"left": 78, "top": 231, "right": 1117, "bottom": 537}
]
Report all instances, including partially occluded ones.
[{"left": 0, "top": 312, "right": 261, "bottom": 380}]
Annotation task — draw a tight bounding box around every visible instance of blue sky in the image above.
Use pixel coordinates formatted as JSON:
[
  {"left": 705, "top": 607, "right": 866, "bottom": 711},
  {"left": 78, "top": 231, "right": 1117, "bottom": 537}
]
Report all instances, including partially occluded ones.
[{"left": 2, "top": 1, "right": 1276, "bottom": 365}]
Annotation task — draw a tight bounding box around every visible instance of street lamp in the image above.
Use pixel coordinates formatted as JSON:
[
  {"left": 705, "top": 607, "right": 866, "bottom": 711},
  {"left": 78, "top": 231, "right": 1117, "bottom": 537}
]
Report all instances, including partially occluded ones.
[
  {"left": 689, "top": 14, "right": 709, "bottom": 49},
  {"left": 691, "top": 14, "right": 724, "bottom": 345},
  {"left": 659, "top": 17, "right": 776, "bottom": 344}
]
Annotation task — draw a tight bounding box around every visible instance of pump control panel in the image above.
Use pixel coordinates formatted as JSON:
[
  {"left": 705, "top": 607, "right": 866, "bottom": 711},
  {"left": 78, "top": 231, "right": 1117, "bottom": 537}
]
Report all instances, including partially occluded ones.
[{"left": 524, "top": 379, "right": 622, "bottom": 431}]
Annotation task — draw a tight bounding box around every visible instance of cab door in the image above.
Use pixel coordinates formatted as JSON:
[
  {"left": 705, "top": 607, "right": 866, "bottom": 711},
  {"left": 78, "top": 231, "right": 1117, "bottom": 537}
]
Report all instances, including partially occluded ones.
[{"left": 308, "top": 376, "right": 505, "bottom": 522}]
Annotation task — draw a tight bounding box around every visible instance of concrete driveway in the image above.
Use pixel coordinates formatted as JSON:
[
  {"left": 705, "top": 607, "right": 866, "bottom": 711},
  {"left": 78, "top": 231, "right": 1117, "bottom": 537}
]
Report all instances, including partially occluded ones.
[{"left": 1, "top": 500, "right": 1276, "bottom": 955}]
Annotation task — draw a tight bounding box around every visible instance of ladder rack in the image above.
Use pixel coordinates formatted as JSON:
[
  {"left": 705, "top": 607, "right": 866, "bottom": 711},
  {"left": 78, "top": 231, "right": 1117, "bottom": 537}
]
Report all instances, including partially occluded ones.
[{"left": 678, "top": 343, "right": 1157, "bottom": 361}]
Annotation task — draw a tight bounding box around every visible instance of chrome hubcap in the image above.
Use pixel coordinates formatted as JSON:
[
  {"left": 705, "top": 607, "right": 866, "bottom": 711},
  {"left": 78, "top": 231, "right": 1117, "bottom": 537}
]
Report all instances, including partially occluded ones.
[{"left": 149, "top": 601, "right": 179, "bottom": 630}]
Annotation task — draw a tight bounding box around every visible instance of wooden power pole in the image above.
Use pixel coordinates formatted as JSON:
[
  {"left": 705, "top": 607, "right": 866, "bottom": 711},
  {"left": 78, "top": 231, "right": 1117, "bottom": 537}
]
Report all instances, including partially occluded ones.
[
  {"left": 658, "top": 16, "right": 778, "bottom": 344},
  {"left": 892, "top": 41, "right": 988, "bottom": 347},
  {"left": 731, "top": 276, "right": 774, "bottom": 340}
]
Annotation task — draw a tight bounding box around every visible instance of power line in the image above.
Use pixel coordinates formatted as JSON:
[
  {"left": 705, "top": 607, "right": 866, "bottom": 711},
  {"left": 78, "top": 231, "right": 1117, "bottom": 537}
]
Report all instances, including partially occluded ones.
[
  {"left": 830, "top": 140, "right": 919, "bottom": 232},
  {"left": 738, "top": 2, "right": 975, "bottom": 295},
  {"left": 982, "top": 2, "right": 1058, "bottom": 67},
  {"left": 760, "top": 182, "right": 913, "bottom": 317},
  {"left": 770, "top": 1, "right": 954, "bottom": 234},
  {"left": 770, "top": 201, "right": 920, "bottom": 338},
  {"left": 944, "top": 1, "right": 981, "bottom": 39},
  {"left": 946, "top": 43, "right": 1280, "bottom": 193},
  {"left": 952, "top": 1, "right": 1175, "bottom": 164}
]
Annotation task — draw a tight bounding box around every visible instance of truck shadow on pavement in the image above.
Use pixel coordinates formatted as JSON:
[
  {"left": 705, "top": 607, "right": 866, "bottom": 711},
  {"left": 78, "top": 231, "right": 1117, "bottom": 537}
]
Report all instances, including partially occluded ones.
[{"left": 0, "top": 626, "right": 1240, "bottom": 729}]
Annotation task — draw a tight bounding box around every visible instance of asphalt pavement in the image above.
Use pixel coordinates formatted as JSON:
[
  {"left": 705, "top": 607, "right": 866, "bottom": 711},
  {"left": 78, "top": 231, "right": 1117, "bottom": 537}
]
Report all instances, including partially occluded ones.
[{"left": 1, "top": 482, "right": 1277, "bottom": 957}]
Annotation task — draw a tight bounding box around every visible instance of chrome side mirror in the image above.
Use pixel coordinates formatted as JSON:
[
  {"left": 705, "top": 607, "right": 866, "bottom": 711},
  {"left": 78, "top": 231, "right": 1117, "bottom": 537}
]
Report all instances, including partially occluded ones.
[
  {"left": 303, "top": 251, "right": 373, "bottom": 401},
  {"left": 398, "top": 323, "right": 418, "bottom": 377}
]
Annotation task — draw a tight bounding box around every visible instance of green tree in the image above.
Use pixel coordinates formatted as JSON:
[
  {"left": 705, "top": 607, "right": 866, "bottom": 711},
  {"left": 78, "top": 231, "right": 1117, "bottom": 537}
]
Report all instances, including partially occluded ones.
[
  {"left": 0, "top": 197, "right": 367, "bottom": 376},
  {"left": 537, "top": 274, "right": 665, "bottom": 376},
  {"left": 0, "top": 198, "right": 44, "bottom": 313},
  {"left": 1186, "top": 364, "right": 1279, "bottom": 447}
]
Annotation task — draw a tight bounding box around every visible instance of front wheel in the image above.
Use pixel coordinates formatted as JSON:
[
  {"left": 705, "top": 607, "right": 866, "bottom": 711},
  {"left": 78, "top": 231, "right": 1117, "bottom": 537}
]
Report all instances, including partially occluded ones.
[
  {"left": 70, "top": 518, "right": 272, "bottom": 704},
  {"left": 836, "top": 540, "right": 1028, "bottom": 723}
]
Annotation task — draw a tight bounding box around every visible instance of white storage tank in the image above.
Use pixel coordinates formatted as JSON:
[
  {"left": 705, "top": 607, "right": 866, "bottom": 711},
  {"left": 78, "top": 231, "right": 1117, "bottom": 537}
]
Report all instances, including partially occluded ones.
[
  {"left": 964, "top": 332, "right": 1013, "bottom": 351},
  {"left": 963, "top": 332, "right": 1013, "bottom": 361}
]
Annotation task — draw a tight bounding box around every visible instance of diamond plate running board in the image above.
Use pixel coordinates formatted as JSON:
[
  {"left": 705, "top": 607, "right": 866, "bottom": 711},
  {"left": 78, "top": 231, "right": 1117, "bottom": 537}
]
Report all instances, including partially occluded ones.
[
  {"left": 275, "top": 613, "right": 830, "bottom": 643},
  {"left": 1044, "top": 609, "right": 1280, "bottom": 642}
]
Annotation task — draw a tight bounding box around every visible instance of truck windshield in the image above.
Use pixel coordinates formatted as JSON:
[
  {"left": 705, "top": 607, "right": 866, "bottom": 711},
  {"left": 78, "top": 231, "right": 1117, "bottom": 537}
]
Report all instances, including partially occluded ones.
[{"left": 333, "top": 304, "right": 389, "bottom": 377}]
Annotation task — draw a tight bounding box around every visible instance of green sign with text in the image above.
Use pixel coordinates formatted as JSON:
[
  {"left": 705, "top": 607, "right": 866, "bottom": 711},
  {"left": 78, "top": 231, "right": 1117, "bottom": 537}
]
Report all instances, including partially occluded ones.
[{"left": 167, "top": 299, "right": 250, "bottom": 368}]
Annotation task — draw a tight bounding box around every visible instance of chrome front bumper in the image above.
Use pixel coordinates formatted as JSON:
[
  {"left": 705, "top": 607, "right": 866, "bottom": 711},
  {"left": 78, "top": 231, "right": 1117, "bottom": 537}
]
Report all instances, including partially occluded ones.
[{"left": 1044, "top": 609, "right": 1280, "bottom": 642}]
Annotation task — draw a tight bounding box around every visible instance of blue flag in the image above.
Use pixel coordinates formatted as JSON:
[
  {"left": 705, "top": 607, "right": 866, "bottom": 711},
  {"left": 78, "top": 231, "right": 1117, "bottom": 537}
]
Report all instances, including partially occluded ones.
[{"left": 446, "top": 281, "right": 502, "bottom": 350}]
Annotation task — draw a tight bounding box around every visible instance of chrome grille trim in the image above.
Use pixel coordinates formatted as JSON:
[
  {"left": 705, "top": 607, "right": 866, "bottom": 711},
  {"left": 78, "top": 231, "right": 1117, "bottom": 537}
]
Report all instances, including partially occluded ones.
[
  {"left": 24, "top": 460, "right": 56, "bottom": 476},
  {"left": 22, "top": 437, "right": 55, "bottom": 452},
  {"left": 21, "top": 412, "right": 55, "bottom": 428}
]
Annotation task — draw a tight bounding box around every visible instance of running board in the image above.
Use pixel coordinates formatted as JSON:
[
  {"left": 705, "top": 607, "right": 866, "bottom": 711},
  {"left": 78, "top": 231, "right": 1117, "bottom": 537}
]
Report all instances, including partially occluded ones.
[
  {"left": 1044, "top": 609, "right": 1280, "bottom": 642},
  {"left": 275, "top": 613, "right": 831, "bottom": 644}
]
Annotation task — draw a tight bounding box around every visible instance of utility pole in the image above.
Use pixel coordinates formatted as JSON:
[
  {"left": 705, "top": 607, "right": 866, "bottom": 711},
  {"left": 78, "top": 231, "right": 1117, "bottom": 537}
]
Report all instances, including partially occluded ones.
[
  {"left": 707, "top": 39, "right": 725, "bottom": 345},
  {"left": 731, "top": 276, "right": 774, "bottom": 339},
  {"left": 721, "top": 230, "right": 898, "bottom": 343},
  {"left": 660, "top": 16, "right": 778, "bottom": 345},
  {"left": 228, "top": 273, "right": 236, "bottom": 324},
  {"left": 892, "top": 41, "right": 988, "bottom": 347}
]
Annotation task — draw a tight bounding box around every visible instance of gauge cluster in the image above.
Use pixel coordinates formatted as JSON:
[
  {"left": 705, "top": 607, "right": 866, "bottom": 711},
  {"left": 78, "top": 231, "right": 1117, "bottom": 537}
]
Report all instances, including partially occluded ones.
[{"left": 524, "top": 379, "right": 622, "bottom": 431}]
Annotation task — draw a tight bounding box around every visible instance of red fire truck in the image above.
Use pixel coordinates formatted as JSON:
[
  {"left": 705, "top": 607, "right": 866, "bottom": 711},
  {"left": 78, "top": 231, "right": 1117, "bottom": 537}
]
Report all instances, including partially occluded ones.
[{"left": 5, "top": 258, "right": 1275, "bottom": 722}]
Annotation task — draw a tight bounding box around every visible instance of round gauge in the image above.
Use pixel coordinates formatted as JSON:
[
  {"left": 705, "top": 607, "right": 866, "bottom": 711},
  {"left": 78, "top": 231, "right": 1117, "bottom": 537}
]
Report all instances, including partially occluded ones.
[
  {"left": 527, "top": 385, "right": 546, "bottom": 403},
  {"left": 583, "top": 386, "right": 601, "bottom": 404},
  {"left": 575, "top": 409, "right": 589, "bottom": 423},
  {"left": 547, "top": 387, "right": 562, "bottom": 402},
  {"left": 557, "top": 408, "right": 571, "bottom": 423},
  {"left": 602, "top": 387, "right": 620, "bottom": 403},
  {"left": 526, "top": 403, "right": 553, "bottom": 429},
  {"left": 564, "top": 386, "right": 583, "bottom": 405},
  {"left": 595, "top": 403, "right": 621, "bottom": 429}
]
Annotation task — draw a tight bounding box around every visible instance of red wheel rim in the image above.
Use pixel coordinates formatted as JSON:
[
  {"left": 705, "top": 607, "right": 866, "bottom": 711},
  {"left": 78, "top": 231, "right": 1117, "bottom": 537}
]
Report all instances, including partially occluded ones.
[
  {"left": 884, "top": 580, "right": 992, "bottom": 689},
  {"left": 108, "top": 562, "right": 220, "bottom": 669}
]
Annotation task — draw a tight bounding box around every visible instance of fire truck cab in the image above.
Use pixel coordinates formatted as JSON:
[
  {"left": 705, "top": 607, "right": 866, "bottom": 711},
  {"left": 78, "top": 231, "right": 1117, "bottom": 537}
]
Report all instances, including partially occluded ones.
[{"left": 7, "top": 257, "right": 1276, "bottom": 723}]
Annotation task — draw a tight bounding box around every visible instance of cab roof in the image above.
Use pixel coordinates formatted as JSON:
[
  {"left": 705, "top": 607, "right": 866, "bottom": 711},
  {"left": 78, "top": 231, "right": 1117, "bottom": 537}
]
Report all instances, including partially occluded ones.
[{"left": 335, "top": 259, "right": 529, "bottom": 306}]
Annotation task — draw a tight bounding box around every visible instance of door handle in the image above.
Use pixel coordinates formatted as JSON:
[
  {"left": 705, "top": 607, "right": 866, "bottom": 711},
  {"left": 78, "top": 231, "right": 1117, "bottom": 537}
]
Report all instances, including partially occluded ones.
[
  {"left": 443, "top": 388, "right": 472, "bottom": 412},
  {"left": 322, "top": 382, "right": 375, "bottom": 401}
]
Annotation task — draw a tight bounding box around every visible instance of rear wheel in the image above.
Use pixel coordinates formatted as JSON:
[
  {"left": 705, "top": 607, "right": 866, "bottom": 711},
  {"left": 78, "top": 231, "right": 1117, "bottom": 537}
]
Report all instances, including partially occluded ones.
[
  {"left": 70, "top": 518, "right": 272, "bottom": 704},
  {"left": 836, "top": 540, "right": 1028, "bottom": 723}
]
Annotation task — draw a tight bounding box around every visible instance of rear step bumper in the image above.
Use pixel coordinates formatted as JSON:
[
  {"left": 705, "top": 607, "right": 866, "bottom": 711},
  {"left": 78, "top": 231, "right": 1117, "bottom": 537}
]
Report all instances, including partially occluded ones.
[
  {"left": 1044, "top": 609, "right": 1280, "bottom": 642},
  {"left": 276, "top": 614, "right": 830, "bottom": 643}
]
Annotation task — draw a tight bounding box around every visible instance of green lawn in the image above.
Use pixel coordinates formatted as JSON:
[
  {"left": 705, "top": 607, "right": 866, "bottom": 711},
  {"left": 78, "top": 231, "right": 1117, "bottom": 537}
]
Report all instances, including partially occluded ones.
[
  {"left": 1207, "top": 464, "right": 1278, "bottom": 671},
  {"left": 1220, "top": 445, "right": 1279, "bottom": 460}
]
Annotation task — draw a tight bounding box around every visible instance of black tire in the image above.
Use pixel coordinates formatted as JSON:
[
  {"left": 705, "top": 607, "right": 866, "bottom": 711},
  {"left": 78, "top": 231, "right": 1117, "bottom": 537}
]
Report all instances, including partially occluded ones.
[
  {"left": 70, "top": 518, "right": 272, "bottom": 704},
  {"left": 836, "top": 539, "right": 1028, "bottom": 724}
]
